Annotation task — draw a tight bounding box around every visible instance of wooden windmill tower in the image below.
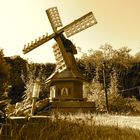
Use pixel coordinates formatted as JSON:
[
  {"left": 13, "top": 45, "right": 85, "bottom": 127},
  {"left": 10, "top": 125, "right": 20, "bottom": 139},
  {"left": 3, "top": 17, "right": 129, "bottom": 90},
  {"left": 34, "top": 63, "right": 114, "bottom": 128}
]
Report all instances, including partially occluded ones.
[{"left": 23, "top": 7, "right": 97, "bottom": 112}]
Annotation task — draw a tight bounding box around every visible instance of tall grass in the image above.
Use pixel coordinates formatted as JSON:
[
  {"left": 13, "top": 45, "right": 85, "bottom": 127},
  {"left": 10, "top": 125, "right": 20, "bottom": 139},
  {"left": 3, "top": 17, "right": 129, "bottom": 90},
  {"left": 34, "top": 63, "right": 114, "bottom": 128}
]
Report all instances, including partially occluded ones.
[{"left": 1, "top": 114, "right": 140, "bottom": 140}]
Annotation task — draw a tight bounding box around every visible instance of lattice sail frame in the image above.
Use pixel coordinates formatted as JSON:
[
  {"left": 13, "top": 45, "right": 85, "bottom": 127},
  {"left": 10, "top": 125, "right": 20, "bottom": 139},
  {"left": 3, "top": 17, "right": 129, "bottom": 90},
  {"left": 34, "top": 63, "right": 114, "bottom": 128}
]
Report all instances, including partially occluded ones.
[
  {"left": 64, "top": 12, "right": 97, "bottom": 37},
  {"left": 46, "top": 7, "right": 63, "bottom": 32},
  {"left": 52, "top": 43, "right": 67, "bottom": 72}
]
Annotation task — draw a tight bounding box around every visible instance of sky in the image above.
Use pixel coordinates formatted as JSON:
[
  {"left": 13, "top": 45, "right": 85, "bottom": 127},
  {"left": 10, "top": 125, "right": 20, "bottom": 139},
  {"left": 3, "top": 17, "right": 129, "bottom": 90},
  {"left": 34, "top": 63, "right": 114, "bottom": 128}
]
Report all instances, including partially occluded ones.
[{"left": 0, "top": 0, "right": 140, "bottom": 63}]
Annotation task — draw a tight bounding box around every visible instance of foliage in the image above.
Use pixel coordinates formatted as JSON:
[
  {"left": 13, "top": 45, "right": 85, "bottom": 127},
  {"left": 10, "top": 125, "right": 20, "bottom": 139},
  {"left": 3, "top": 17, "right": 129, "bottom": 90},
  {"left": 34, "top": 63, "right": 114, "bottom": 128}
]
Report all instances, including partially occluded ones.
[
  {"left": 27, "top": 62, "right": 55, "bottom": 80},
  {"left": 5, "top": 56, "right": 28, "bottom": 83},
  {"left": 0, "top": 49, "right": 11, "bottom": 118},
  {"left": 4, "top": 55, "right": 55, "bottom": 104},
  {"left": 25, "top": 62, "right": 55, "bottom": 99},
  {"left": 5, "top": 62, "right": 54, "bottom": 116},
  {"left": 84, "top": 67, "right": 140, "bottom": 115},
  {"left": 0, "top": 49, "right": 10, "bottom": 94},
  {"left": 5, "top": 56, "right": 27, "bottom": 104},
  {"left": 79, "top": 44, "right": 140, "bottom": 100},
  {"left": 26, "top": 62, "right": 55, "bottom": 99},
  {"left": 83, "top": 80, "right": 106, "bottom": 112},
  {"left": 3, "top": 44, "right": 140, "bottom": 116}
]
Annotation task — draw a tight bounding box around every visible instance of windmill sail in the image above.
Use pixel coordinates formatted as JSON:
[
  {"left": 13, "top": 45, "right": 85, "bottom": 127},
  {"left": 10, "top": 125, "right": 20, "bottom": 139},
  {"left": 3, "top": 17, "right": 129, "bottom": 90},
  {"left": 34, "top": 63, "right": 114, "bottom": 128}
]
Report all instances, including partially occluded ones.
[{"left": 64, "top": 12, "right": 97, "bottom": 37}]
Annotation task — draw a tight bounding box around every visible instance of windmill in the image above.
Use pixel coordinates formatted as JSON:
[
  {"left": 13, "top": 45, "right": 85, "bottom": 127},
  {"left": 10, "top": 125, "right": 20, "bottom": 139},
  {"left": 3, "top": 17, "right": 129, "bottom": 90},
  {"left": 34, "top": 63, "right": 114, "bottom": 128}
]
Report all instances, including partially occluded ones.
[
  {"left": 23, "top": 7, "right": 97, "bottom": 104},
  {"left": 23, "top": 7, "right": 97, "bottom": 73}
]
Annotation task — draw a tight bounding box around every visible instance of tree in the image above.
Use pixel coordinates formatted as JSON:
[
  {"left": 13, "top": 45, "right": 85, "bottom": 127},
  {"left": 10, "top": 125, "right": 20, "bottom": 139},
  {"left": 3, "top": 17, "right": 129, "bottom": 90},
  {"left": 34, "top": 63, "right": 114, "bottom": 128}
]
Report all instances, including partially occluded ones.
[
  {"left": 0, "top": 49, "right": 10, "bottom": 95},
  {"left": 5, "top": 56, "right": 27, "bottom": 104},
  {"left": 0, "top": 49, "right": 10, "bottom": 118}
]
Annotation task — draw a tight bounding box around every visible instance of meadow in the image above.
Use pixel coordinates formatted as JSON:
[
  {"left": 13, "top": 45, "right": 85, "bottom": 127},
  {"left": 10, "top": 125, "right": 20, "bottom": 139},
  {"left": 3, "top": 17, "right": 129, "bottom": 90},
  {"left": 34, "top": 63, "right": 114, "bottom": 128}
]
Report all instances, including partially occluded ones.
[{"left": 0, "top": 113, "right": 140, "bottom": 140}]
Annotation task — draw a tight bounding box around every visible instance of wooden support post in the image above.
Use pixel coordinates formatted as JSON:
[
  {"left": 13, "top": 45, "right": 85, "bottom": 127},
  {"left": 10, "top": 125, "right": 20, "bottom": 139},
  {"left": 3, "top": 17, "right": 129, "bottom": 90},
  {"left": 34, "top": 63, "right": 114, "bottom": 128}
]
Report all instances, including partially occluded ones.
[
  {"left": 31, "top": 98, "right": 37, "bottom": 116},
  {"left": 103, "top": 62, "right": 109, "bottom": 113}
]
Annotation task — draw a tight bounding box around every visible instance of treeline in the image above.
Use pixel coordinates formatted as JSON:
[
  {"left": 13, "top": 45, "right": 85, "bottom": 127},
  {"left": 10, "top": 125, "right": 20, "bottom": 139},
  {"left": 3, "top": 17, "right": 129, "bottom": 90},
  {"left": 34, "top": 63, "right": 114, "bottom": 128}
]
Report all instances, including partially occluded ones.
[
  {"left": 1, "top": 44, "right": 140, "bottom": 105},
  {"left": 0, "top": 50, "right": 55, "bottom": 105},
  {"left": 77, "top": 44, "right": 140, "bottom": 99},
  {"left": 6, "top": 57, "right": 55, "bottom": 104}
]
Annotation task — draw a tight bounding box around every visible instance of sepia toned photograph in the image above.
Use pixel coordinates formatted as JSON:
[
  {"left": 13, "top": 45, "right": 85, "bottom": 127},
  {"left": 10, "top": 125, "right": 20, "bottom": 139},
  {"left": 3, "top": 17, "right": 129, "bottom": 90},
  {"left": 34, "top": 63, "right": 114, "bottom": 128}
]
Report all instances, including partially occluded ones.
[{"left": 0, "top": 0, "right": 140, "bottom": 139}]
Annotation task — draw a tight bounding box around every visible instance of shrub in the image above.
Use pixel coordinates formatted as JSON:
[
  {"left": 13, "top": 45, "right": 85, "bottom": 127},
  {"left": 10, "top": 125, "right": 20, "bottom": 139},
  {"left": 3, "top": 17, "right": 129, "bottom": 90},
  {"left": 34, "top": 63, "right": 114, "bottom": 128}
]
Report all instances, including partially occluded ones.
[
  {"left": 84, "top": 74, "right": 140, "bottom": 115},
  {"left": 83, "top": 80, "right": 106, "bottom": 112}
]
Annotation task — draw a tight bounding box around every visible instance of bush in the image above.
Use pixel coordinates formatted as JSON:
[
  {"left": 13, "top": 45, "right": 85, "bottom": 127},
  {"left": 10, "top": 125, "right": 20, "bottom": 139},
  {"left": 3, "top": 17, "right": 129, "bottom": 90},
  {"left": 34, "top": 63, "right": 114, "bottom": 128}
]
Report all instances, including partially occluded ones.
[
  {"left": 108, "top": 95, "right": 140, "bottom": 114},
  {"left": 84, "top": 80, "right": 140, "bottom": 115},
  {"left": 83, "top": 80, "right": 106, "bottom": 112}
]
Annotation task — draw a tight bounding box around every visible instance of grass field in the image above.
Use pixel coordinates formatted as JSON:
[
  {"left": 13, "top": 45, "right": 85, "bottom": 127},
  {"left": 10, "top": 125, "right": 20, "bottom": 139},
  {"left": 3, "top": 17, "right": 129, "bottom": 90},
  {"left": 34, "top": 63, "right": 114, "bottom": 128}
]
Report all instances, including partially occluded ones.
[
  {"left": 0, "top": 113, "right": 140, "bottom": 140},
  {"left": 60, "top": 113, "right": 140, "bottom": 130}
]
